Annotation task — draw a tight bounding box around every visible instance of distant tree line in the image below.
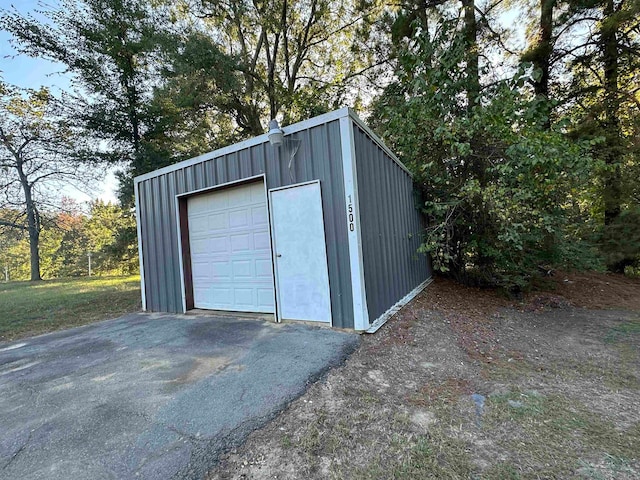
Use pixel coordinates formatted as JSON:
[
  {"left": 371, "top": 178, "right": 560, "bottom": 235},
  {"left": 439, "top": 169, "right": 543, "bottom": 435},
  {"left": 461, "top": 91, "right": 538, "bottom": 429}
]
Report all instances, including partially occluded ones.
[
  {"left": 0, "top": 201, "right": 137, "bottom": 281},
  {"left": 0, "top": 0, "right": 638, "bottom": 289}
]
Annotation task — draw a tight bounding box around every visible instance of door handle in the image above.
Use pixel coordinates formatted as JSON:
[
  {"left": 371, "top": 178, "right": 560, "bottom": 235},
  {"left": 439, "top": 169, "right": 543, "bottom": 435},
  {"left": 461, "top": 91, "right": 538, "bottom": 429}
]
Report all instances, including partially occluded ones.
[{"left": 276, "top": 254, "right": 282, "bottom": 257}]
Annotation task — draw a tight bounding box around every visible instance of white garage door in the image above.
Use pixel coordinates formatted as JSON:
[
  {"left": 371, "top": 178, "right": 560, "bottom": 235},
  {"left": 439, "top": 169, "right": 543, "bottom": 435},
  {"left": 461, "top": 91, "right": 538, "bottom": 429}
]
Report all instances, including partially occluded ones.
[{"left": 187, "top": 181, "right": 275, "bottom": 313}]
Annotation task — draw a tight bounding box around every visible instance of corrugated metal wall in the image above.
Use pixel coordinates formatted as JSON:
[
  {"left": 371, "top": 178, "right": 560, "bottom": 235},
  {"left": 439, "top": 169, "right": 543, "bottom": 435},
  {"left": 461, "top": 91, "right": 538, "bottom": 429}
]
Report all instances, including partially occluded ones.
[
  {"left": 353, "top": 124, "right": 432, "bottom": 324},
  {"left": 137, "top": 120, "right": 355, "bottom": 329}
]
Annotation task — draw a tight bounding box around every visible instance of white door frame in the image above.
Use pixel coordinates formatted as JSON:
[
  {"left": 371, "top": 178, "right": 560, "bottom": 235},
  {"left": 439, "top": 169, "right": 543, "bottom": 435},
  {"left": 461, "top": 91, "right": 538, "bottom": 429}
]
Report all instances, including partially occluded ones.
[
  {"left": 268, "top": 180, "right": 333, "bottom": 326},
  {"left": 174, "top": 174, "right": 277, "bottom": 315}
]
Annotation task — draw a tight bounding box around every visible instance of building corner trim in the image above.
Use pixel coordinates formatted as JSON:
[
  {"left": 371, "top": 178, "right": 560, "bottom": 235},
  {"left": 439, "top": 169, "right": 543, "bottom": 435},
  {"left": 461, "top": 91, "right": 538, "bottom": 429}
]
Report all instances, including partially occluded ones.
[
  {"left": 339, "top": 116, "right": 369, "bottom": 331},
  {"left": 366, "top": 277, "right": 433, "bottom": 334}
]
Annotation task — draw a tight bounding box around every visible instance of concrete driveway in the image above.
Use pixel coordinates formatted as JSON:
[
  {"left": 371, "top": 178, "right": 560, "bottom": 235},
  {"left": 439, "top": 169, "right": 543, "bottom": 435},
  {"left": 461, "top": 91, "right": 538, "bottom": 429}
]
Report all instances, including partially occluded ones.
[{"left": 0, "top": 313, "right": 359, "bottom": 479}]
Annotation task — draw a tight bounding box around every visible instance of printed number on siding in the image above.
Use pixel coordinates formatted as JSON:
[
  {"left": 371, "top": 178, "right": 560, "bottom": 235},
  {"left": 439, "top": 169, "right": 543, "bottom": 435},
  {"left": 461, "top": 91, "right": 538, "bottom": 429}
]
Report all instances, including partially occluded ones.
[{"left": 347, "top": 195, "right": 355, "bottom": 232}]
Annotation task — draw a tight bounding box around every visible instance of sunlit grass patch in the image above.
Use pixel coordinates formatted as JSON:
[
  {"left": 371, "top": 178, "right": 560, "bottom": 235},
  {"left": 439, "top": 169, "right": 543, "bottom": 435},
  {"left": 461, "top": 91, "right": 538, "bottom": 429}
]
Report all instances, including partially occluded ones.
[{"left": 0, "top": 275, "right": 141, "bottom": 341}]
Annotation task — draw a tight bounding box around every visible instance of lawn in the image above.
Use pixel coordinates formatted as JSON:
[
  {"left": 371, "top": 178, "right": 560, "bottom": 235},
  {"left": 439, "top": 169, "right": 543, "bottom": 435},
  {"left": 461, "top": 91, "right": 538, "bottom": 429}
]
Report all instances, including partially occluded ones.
[
  {"left": 207, "top": 272, "right": 640, "bottom": 480},
  {"left": 0, "top": 275, "right": 141, "bottom": 342}
]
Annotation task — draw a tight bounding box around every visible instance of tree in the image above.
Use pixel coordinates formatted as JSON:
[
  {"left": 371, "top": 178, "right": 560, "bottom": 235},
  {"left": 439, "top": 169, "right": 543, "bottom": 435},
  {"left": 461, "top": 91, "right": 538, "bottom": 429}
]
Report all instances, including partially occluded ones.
[
  {"left": 371, "top": 4, "right": 596, "bottom": 289},
  {"left": 84, "top": 201, "right": 138, "bottom": 274},
  {"left": 0, "top": 208, "right": 24, "bottom": 281},
  {"left": 0, "top": 84, "right": 97, "bottom": 281},
  {"left": 160, "top": 0, "right": 385, "bottom": 138},
  {"left": 1, "top": 0, "right": 173, "bottom": 204},
  {"left": 50, "top": 206, "right": 88, "bottom": 277},
  {"left": 563, "top": 0, "right": 639, "bottom": 268},
  {"left": 521, "top": 0, "right": 557, "bottom": 128}
]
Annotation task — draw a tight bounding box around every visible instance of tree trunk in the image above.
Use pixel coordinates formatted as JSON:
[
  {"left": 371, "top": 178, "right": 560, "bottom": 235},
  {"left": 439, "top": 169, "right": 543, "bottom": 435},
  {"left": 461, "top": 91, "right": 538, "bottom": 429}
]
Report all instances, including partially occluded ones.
[
  {"left": 520, "top": 0, "right": 555, "bottom": 128},
  {"left": 535, "top": 0, "right": 554, "bottom": 99},
  {"left": 18, "top": 172, "right": 41, "bottom": 281},
  {"left": 27, "top": 207, "right": 41, "bottom": 282},
  {"left": 461, "top": 0, "right": 490, "bottom": 274},
  {"left": 601, "top": 0, "right": 622, "bottom": 225},
  {"left": 537, "top": 0, "right": 554, "bottom": 128},
  {"left": 530, "top": 0, "right": 556, "bottom": 258},
  {"left": 462, "top": 0, "right": 480, "bottom": 110}
]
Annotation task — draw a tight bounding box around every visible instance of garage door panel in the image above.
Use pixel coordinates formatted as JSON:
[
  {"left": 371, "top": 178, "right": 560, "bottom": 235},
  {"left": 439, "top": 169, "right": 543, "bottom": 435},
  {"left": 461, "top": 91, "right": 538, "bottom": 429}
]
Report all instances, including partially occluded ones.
[
  {"left": 188, "top": 195, "right": 210, "bottom": 214},
  {"left": 189, "top": 216, "right": 209, "bottom": 233},
  {"left": 253, "top": 231, "right": 271, "bottom": 250},
  {"left": 208, "top": 194, "right": 229, "bottom": 212},
  {"left": 187, "top": 181, "right": 274, "bottom": 313},
  {"left": 227, "top": 186, "right": 252, "bottom": 207},
  {"left": 229, "top": 209, "right": 249, "bottom": 228},
  {"left": 190, "top": 238, "right": 209, "bottom": 253},
  {"left": 255, "top": 259, "right": 273, "bottom": 278},
  {"left": 211, "top": 287, "right": 233, "bottom": 306},
  {"left": 211, "top": 261, "right": 231, "bottom": 280},
  {"left": 194, "top": 287, "right": 220, "bottom": 307},
  {"left": 257, "top": 289, "right": 275, "bottom": 308},
  {"left": 232, "top": 259, "right": 253, "bottom": 278},
  {"left": 208, "top": 212, "right": 229, "bottom": 231},
  {"left": 252, "top": 206, "right": 269, "bottom": 226},
  {"left": 208, "top": 236, "right": 229, "bottom": 254},
  {"left": 233, "top": 288, "right": 254, "bottom": 307},
  {"left": 230, "top": 233, "right": 251, "bottom": 252},
  {"left": 192, "top": 261, "right": 210, "bottom": 279},
  {"left": 250, "top": 185, "right": 267, "bottom": 203}
]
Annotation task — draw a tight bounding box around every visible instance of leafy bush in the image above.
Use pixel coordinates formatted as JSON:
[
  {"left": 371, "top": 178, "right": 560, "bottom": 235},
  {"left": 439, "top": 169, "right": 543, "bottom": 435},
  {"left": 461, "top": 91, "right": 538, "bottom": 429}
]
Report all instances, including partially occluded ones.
[{"left": 373, "top": 22, "right": 600, "bottom": 290}]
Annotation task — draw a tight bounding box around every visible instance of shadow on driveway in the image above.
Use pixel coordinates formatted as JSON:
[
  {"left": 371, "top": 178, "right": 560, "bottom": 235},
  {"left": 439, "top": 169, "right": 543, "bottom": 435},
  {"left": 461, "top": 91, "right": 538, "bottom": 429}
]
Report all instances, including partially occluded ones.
[{"left": 0, "top": 313, "right": 360, "bottom": 479}]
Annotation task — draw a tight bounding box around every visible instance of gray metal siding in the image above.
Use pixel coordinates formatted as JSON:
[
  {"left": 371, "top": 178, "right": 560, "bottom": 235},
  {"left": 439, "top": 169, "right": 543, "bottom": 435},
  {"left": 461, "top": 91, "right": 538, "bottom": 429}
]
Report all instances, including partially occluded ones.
[
  {"left": 353, "top": 124, "right": 431, "bottom": 324},
  {"left": 136, "top": 120, "right": 355, "bottom": 328}
]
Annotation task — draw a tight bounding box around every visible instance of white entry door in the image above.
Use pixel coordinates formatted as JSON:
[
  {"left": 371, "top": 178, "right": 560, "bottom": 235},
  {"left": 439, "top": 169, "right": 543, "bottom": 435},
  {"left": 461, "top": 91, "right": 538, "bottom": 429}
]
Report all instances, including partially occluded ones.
[
  {"left": 187, "top": 181, "right": 275, "bottom": 313},
  {"left": 270, "top": 181, "right": 331, "bottom": 323}
]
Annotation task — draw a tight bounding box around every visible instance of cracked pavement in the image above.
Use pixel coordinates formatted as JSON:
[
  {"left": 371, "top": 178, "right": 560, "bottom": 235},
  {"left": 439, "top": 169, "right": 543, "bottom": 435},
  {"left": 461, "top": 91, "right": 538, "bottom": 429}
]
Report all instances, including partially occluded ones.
[{"left": 0, "top": 313, "right": 359, "bottom": 479}]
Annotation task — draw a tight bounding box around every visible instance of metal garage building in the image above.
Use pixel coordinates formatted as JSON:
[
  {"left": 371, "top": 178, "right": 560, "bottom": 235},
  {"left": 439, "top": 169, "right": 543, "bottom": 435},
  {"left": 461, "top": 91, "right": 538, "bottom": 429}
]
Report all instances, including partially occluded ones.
[{"left": 134, "top": 108, "right": 432, "bottom": 331}]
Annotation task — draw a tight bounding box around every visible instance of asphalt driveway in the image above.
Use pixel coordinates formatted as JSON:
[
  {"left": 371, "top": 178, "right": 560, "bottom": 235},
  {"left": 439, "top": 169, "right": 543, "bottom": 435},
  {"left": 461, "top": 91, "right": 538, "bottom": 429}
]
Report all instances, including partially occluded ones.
[{"left": 0, "top": 313, "right": 359, "bottom": 479}]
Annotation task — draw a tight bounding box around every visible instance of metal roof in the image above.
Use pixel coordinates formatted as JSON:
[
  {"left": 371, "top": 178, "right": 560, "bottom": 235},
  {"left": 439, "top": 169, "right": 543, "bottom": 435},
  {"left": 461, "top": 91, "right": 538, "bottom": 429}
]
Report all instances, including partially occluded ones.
[{"left": 134, "top": 108, "right": 411, "bottom": 184}]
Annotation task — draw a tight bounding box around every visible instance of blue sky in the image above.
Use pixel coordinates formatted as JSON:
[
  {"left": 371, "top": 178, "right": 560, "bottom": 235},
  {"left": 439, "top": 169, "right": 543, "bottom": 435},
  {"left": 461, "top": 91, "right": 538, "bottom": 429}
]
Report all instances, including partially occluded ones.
[
  {"left": 0, "top": 0, "right": 70, "bottom": 91},
  {"left": 1, "top": 0, "right": 118, "bottom": 203}
]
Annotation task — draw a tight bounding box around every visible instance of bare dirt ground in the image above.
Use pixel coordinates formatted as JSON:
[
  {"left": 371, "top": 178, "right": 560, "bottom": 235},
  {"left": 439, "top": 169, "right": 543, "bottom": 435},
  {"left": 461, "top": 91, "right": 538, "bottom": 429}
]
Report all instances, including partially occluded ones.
[{"left": 207, "top": 272, "right": 640, "bottom": 479}]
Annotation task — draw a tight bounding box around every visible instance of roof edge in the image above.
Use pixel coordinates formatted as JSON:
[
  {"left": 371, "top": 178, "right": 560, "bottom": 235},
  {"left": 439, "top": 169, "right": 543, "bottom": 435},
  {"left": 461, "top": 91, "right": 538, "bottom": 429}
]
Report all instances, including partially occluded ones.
[
  {"left": 134, "top": 108, "right": 350, "bottom": 184},
  {"left": 133, "top": 106, "right": 412, "bottom": 184},
  {"left": 346, "top": 108, "right": 413, "bottom": 177}
]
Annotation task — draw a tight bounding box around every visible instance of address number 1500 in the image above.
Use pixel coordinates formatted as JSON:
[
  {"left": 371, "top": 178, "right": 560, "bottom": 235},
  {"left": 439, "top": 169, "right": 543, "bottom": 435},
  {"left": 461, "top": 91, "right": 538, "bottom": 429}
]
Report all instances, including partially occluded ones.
[{"left": 347, "top": 195, "right": 355, "bottom": 232}]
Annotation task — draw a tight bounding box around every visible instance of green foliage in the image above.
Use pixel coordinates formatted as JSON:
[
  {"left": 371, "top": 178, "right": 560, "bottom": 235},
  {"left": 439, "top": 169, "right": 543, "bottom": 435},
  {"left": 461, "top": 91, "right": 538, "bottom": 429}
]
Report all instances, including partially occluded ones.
[
  {"left": 1, "top": 202, "right": 137, "bottom": 281},
  {"left": 1, "top": 0, "right": 385, "bottom": 204},
  {"left": 1, "top": 0, "right": 178, "bottom": 205},
  {"left": 157, "top": 0, "right": 382, "bottom": 137},
  {"left": 374, "top": 19, "right": 598, "bottom": 289},
  {"left": 597, "top": 207, "right": 640, "bottom": 273},
  {"left": 563, "top": 0, "right": 640, "bottom": 265},
  {"left": 86, "top": 201, "right": 139, "bottom": 275}
]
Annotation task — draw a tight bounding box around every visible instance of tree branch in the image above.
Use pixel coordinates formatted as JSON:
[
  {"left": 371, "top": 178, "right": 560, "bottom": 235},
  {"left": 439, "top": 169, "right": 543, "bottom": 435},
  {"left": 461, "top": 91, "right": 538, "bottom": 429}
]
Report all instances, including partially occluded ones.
[{"left": 0, "top": 219, "right": 28, "bottom": 231}]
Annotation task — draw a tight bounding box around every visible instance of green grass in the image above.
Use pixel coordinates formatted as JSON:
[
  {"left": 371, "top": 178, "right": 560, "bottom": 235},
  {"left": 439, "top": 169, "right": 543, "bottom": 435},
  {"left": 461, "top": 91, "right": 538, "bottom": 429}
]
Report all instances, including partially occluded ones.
[
  {"left": 484, "top": 390, "right": 640, "bottom": 478},
  {"left": 0, "top": 275, "right": 141, "bottom": 341},
  {"left": 604, "top": 320, "right": 640, "bottom": 343}
]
